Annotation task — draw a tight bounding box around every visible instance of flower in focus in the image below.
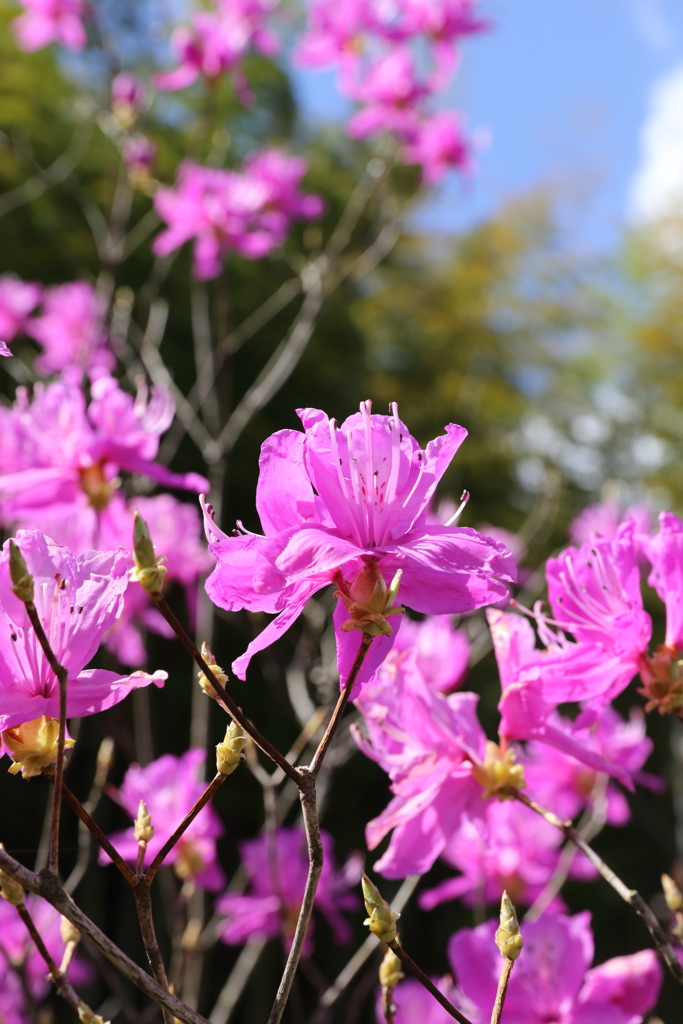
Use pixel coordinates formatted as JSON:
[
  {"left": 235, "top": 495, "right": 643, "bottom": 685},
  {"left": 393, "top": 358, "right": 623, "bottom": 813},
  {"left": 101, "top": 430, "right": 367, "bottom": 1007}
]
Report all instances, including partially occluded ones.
[
  {"left": 445, "top": 911, "right": 662, "bottom": 1024},
  {"left": 11, "top": 0, "right": 88, "bottom": 52},
  {"left": 26, "top": 281, "right": 112, "bottom": 376},
  {"left": 217, "top": 825, "right": 360, "bottom": 948},
  {"left": 103, "top": 750, "right": 224, "bottom": 889},
  {"left": 0, "top": 276, "right": 42, "bottom": 352},
  {"left": 0, "top": 531, "right": 166, "bottom": 736},
  {"left": 0, "top": 375, "right": 208, "bottom": 552},
  {"left": 204, "top": 401, "right": 515, "bottom": 690}
]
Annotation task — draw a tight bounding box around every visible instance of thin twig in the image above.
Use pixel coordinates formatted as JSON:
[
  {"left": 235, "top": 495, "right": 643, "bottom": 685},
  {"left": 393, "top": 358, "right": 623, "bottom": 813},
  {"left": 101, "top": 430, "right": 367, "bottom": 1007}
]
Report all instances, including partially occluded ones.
[
  {"left": 43, "top": 766, "right": 138, "bottom": 887},
  {"left": 0, "top": 847, "right": 212, "bottom": 1024},
  {"left": 490, "top": 958, "right": 513, "bottom": 1024},
  {"left": 382, "top": 985, "right": 396, "bottom": 1024},
  {"left": 209, "top": 940, "right": 267, "bottom": 1024},
  {"left": 387, "top": 942, "right": 472, "bottom": 1024},
  {"left": 150, "top": 592, "right": 302, "bottom": 786},
  {"left": 513, "top": 790, "right": 683, "bottom": 985},
  {"left": 16, "top": 902, "right": 81, "bottom": 1012},
  {"left": 24, "top": 602, "right": 68, "bottom": 876},
  {"left": 0, "top": 123, "right": 92, "bottom": 219},
  {"left": 64, "top": 736, "right": 115, "bottom": 895},
  {"left": 146, "top": 773, "right": 226, "bottom": 884},
  {"left": 134, "top": 882, "right": 175, "bottom": 1024},
  {"left": 309, "top": 636, "right": 372, "bottom": 777}
]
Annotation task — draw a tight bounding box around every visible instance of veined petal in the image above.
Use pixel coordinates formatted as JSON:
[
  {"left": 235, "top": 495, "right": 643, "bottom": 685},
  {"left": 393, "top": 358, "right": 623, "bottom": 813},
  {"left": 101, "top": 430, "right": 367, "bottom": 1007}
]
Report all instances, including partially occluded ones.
[
  {"left": 272, "top": 525, "right": 367, "bottom": 580},
  {"left": 333, "top": 599, "right": 401, "bottom": 696},
  {"left": 205, "top": 532, "right": 282, "bottom": 613},
  {"left": 255, "top": 429, "right": 316, "bottom": 534},
  {"left": 232, "top": 578, "right": 324, "bottom": 680}
]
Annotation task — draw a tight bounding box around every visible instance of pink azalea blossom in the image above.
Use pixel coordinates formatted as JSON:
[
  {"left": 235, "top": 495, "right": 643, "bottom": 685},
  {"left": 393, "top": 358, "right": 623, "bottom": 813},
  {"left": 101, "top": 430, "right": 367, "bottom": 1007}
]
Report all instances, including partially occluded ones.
[
  {"left": 446, "top": 912, "right": 662, "bottom": 1024},
  {"left": 345, "top": 49, "right": 425, "bottom": 140},
  {"left": 0, "top": 531, "right": 166, "bottom": 734},
  {"left": 103, "top": 749, "right": 224, "bottom": 890},
  {"left": 293, "top": 0, "right": 368, "bottom": 69},
  {"left": 0, "top": 341, "right": 11, "bottom": 357},
  {"left": 111, "top": 72, "right": 145, "bottom": 122},
  {"left": 153, "top": 153, "right": 322, "bottom": 280},
  {"left": 204, "top": 401, "right": 515, "bottom": 689},
  {"left": 568, "top": 499, "right": 652, "bottom": 546},
  {"left": 375, "top": 974, "right": 470, "bottom": 1024},
  {"left": 11, "top": 0, "right": 88, "bottom": 52},
  {"left": 0, "top": 276, "right": 42, "bottom": 348},
  {"left": 0, "top": 375, "right": 208, "bottom": 551},
  {"left": 122, "top": 136, "right": 157, "bottom": 187},
  {"left": 644, "top": 510, "right": 683, "bottom": 649},
  {"left": 418, "top": 798, "right": 594, "bottom": 911},
  {"left": 0, "top": 973, "right": 26, "bottom": 1024},
  {"left": 402, "top": 111, "right": 470, "bottom": 182},
  {"left": 391, "top": 614, "right": 469, "bottom": 693},
  {"left": 217, "top": 825, "right": 360, "bottom": 948},
  {"left": 26, "top": 281, "right": 113, "bottom": 376}
]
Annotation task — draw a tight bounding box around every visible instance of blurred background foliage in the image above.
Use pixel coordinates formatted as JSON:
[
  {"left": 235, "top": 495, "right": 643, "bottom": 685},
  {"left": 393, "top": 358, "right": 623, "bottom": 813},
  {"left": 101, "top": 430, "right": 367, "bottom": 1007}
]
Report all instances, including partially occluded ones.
[{"left": 1, "top": 3, "right": 683, "bottom": 1020}]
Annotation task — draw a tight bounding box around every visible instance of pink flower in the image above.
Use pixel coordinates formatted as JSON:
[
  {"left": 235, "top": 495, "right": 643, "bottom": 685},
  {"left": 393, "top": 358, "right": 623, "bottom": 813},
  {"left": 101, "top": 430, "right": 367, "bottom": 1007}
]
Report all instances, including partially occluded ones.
[
  {"left": 0, "top": 973, "right": 26, "bottom": 1024},
  {"left": 0, "top": 341, "right": 11, "bottom": 357},
  {"left": 399, "top": 0, "right": 487, "bottom": 43},
  {"left": 0, "top": 531, "right": 166, "bottom": 733},
  {"left": 402, "top": 111, "right": 470, "bottom": 182},
  {"left": 391, "top": 614, "right": 469, "bottom": 693},
  {"left": 204, "top": 401, "right": 515, "bottom": 689},
  {"left": 123, "top": 136, "right": 157, "bottom": 189},
  {"left": 293, "top": 0, "right": 369, "bottom": 68},
  {"left": 644, "top": 511, "right": 683, "bottom": 648},
  {"left": 111, "top": 72, "right": 145, "bottom": 123},
  {"left": 345, "top": 49, "right": 425, "bottom": 140},
  {"left": 446, "top": 912, "right": 662, "bottom": 1024},
  {"left": 375, "top": 975, "right": 467, "bottom": 1024},
  {"left": 11, "top": 0, "right": 87, "bottom": 51},
  {"left": 153, "top": 153, "right": 321, "bottom": 280},
  {"left": 26, "top": 281, "right": 113, "bottom": 376},
  {"left": 0, "top": 276, "right": 42, "bottom": 348},
  {"left": 568, "top": 499, "right": 652, "bottom": 546},
  {"left": 103, "top": 749, "right": 224, "bottom": 890},
  {"left": 0, "top": 375, "right": 208, "bottom": 551},
  {"left": 217, "top": 825, "right": 360, "bottom": 948}
]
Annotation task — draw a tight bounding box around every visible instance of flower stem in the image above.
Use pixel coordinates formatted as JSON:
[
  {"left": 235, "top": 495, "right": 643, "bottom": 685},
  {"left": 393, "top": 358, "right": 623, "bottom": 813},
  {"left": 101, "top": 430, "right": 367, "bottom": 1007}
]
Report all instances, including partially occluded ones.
[
  {"left": 490, "top": 958, "right": 513, "bottom": 1024},
  {"left": 387, "top": 942, "right": 473, "bottom": 1024},
  {"left": 145, "top": 772, "right": 226, "bottom": 884},
  {"left": 16, "top": 901, "right": 84, "bottom": 1014},
  {"left": 24, "top": 601, "right": 68, "bottom": 877},
  {"left": 513, "top": 790, "right": 683, "bottom": 985},
  {"left": 150, "top": 592, "right": 301, "bottom": 785},
  {"left": 134, "top": 880, "right": 175, "bottom": 1024}
]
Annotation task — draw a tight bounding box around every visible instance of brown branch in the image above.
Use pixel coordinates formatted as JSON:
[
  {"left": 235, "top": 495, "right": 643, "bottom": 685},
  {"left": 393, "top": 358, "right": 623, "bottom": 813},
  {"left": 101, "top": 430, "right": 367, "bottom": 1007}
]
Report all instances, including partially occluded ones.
[
  {"left": 309, "top": 635, "right": 372, "bottom": 777},
  {"left": 387, "top": 942, "right": 472, "bottom": 1024},
  {"left": 146, "top": 773, "right": 225, "bottom": 884},
  {"left": 150, "top": 592, "right": 301, "bottom": 786},
  {"left": 15, "top": 901, "right": 81, "bottom": 1013},
  {"left": 513, "top": 791, "right": 683, "bottom": 985},
  {"left": 490, "top": 958, "right": 513, "bottom": 1024},
  {"left": 382, "top": 985, "right": 396, "bottom": 1024},
  {"left": 0, "top": 847, "right": 212, "bottom": 1024},
  {"left": 43, "top": 767, "right": 138, "bottom": 887},
  {"left": 134, "top": 882, "right": 174, "bottom": 1024},
  {"left": 24, "top": 601, "right": 68, "bottom": 876}
]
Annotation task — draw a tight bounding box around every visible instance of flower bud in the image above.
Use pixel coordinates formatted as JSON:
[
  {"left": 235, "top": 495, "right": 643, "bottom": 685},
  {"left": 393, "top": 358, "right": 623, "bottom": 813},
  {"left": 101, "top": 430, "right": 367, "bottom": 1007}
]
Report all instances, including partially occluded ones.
[
  {"left": 60, "top": 917, "right": 81, "bottom": 945},
  {"left": 0, "top": 859, "right": 24, "bottom": 906},
  {"left": 198, "top": 642, "right": 228, "bottom": 698},
  {"left": 130, "top": 512, "right": 167, "bottom": 595},
  {"left": 379, "top": 947, "right": 404, "bottom": 989},
  {"left": 2, "top": 717, "right": 75, "bottom": 778},
  {"left": 335, "top": 562, "right": 403, "bottom": 638},
  {"left": 662, "top": 873, "right": 683, "bottom": 913},
  {"left": 362, "top": 872, "right": 400, "bottom": 944},
  {"left": 495, "top": 891, "right": 523, "bottom": 960},
  {"left": 216, "top": 720, "right": 246, "bottom": 776},
  {"left": 134, "top": 800, "right": 154, "bottom": 844},
  {"left": 472, "top": 741, "right": 525, "bottom": 800},
  {"left": 78, "top": 1000, "right": 109, "bottom": 1024},
  {"left": 9, "top": 539, "right": 34, "bottom": 603}
]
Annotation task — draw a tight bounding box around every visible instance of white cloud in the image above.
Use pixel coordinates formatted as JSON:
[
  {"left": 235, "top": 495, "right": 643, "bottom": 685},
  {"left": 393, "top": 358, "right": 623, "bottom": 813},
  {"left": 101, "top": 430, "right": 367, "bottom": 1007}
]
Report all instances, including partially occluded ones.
[{"left": 629, "top": 62, "right": 683, "bottom": 222}]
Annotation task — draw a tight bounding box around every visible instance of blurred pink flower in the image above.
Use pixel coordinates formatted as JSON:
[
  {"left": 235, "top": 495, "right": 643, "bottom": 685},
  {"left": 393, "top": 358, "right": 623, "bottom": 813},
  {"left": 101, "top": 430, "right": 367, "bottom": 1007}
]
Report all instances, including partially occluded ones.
[
  {"left": 153, "top": 153, "right": 321, "bottom": 279},
  {"left": 391, "top": 614, "right": 469, "bottom": 693},
  {"left": 345, "top": 49, "right": 425, "bottom": 140},
  {"left": 111, "top": 72, "right": 145, "bottom": 121},
  {"left": 446, "top": 912, "right": 662, "bottom": 1024},
  {"left": 11, "top": 0, "right": 88, "bottom": 52},
  {"left": 402, "top": 111, "right": 470, "bottom": 182},
  {"left": 568, "top": 499, "right": 652, "bottom": 546},
  {"left": 26, "top": 281, "right": 112, "bottom": 376},
  {"left": 217, "top": 825, "right": 360, "bottom": 948},
  {"left": 103, "top": 749, "right": 224, "bottom": 890},
  {"left": 204, "top": 401, "right": 515, "bottom": 689},
  {"left": 0, "top": 276, "right": 42, "bottom": 350},
  {"left": 644, "top": 510, "right": 683, "bottom": 648},
  {"left": 123, "top": 136, "right": 157, "bottom": 189},
  {"left": 0, "top": 531, "right": 165, "bottom": 733}
]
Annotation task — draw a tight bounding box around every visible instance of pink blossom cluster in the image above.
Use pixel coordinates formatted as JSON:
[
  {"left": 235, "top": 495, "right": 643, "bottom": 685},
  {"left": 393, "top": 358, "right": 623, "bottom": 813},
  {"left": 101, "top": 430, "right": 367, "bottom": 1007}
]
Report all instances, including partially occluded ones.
[
  {"left": 295, "top": 0, "right": 488, "bottom": 182},
  {"left": 153, "top": 149, "right": 324, "bottom": 279},
  {"left": 383, "top": 911, "right": 662, "bottom": 1024},
  {"left": 152, "top": 0, "right": 280, "bottom": 104},
  {"left": 11, "top": 0, "right": 88, "bottom": 53}
]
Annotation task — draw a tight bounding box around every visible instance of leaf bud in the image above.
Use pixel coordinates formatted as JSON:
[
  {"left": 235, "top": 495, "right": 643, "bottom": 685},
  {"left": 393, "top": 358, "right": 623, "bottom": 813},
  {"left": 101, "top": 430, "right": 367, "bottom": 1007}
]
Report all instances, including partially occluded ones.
[
  {"left": 198, "top": 642, "right": 228, "bottom": 698},
  {"left": 0, "top": 856, "right": 24, "bottom": 906},
  {"left": 379, "top": 947, "right": 404, "bottom": 989},
  {"left": 60, "top": 917, "right": 81, "bottom": 945},
  {"left": 362, "top": 872, "right": 400, "bottom": 944},
  {"left": 134, "top": 800, "right": 154, "bottom": 844},
  {"left": 216, "top": 720, "right": 246, "bottom": 776},
  {"left": 472, "top": 741, "right": 526, "bottom": 800},
  {"left": 662, "top": 873, "right": 683, "bottom": 912},
  {"left": 2, "top": 717, "right": 75, "bottom": 778},
  {"left": 336, "top": 562, "right": 404, "bottom": 638},
  {"left": 130, "top": 512, "right": 167, "bottom": 595},
  {"left": 495, "top": 891, "right": 523, "bottom": 960},
  {"left": 78, "top": 1000, "right": 110, "bottom": 1024},
  {"left": 9, "top": 540, "right": 34, "bottom": 603}
]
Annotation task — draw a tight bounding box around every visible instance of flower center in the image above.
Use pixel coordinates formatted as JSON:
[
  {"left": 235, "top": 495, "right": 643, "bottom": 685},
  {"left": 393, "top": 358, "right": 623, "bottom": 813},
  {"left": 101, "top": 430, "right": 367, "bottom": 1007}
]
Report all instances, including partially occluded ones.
[{"left": 79, "top": 461, "right": 112, "bottom": 510}]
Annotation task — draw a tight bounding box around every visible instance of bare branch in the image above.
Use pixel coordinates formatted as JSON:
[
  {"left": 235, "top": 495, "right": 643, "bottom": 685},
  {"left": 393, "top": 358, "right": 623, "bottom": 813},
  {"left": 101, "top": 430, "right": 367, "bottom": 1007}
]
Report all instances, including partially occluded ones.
[
  {"left": 0, "top": 123, "right": 92, "bottom": 220},
  {"left": 490, "top": 958, "right": 514, "bottom": 1024},
  {"left": 387, "top": 942, "right": 472, "bottom": 1024},
  {"left": 145, "top": 773, "right": 226, "bottom": 884}
]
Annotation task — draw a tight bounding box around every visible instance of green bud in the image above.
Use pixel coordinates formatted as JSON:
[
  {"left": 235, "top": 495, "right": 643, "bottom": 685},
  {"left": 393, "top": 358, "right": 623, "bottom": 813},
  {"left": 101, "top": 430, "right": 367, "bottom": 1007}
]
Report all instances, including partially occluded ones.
[
  {"left": 216, "top": 720, "right": 246, "bottom": 776},
  {"left": 130, "top": 512, "right": 167, "bottom": 594},
  {"left": 134, "top": 799, "right": 154, "bottom": 844},
  {"left": 9, "top": 540, "right": 34, "bottom": 603},
  {"left": 379, "top": 947, "right": 404, "bottom": 989},
  {"left": 361, "top": 872, "right": 400, "bottom": 944},
  {"left": 495, "top": 891, "right": 523, "bottom": 960},
  {"left": 198, "top": 642, "right": 228, "bottom": 698},
  {"left": 60, "top": 916, "right": 81, "bottom": 945},
  {"left": 0, "top": 860, "right": 24, "bottom": 907},
  {"left": 662, "top": 873, "right": 683, "bottom": 913},
  {"left": 78, "top": 1000, "right": 110, "bottom": 1024}
]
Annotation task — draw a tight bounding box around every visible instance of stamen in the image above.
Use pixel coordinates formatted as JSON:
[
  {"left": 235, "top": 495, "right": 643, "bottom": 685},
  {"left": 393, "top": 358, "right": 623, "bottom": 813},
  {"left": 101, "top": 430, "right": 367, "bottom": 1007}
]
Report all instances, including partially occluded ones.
[
  {"left": 445, "top": 490, "right": 470, "bottom": 527},
  {"left": 361, "top": 400, "right": 376, "bottom": 547}
]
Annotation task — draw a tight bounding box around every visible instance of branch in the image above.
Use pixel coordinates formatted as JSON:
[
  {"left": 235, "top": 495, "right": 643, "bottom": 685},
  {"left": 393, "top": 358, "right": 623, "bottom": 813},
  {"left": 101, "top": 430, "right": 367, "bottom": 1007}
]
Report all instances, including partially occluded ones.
[
  {"left": 134, "top": 882, "right": 175, "bottom": 1024},
  {"left": 145, "top": 773, "right": 226, "bottom": 884},
  {"left": 15, "top": 901, "right": 82, "bottom": 1013},
  {"left": 513, "top": 791, "right": 683, "bottom": 985},
  {"left": 490, "top": 958, "right": 513, "bottom": 1024},
  {"left": 0, "top": 848, "right": 212, "bottom": 1024},
  {"left": 387, "top": 942, "right": 472, "bottom": 1024},
  {"left": 0, "top": 123, "right": 92, "bottom": 220},
  {"left": 209, "top": 939, "right": 267, "bottom": 1024}
]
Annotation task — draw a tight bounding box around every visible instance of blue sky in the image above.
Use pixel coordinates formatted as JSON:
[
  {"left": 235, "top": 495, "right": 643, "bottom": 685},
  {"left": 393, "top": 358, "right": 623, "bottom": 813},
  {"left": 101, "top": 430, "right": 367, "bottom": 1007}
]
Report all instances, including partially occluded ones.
[{"left": 290, "top": 0, "right": 683, "bottom": 249}]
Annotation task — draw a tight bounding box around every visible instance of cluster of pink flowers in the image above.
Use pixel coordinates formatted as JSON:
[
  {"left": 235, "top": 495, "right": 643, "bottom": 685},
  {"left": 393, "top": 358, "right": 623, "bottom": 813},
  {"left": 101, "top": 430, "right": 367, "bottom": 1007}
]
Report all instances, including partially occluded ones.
[
  {"left": 152, "top": 0, "right": 279, "bottom": 104},
  {"left": 11, "top": 0, "right": 88, "bottom": 52},
  {"left": 153, "top": 150, "right": 323, "bottom": 279},
  {"left": 295, "top": 0, "right": 487, "bottom": 181}
]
